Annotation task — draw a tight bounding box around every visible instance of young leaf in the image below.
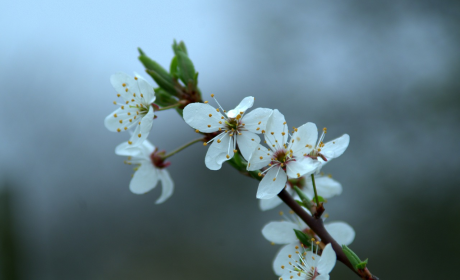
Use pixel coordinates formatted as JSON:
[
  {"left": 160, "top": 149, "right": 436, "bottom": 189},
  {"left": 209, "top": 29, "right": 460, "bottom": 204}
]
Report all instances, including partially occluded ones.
[
  {"left": 138, "top": 54, "right": 178, "bottom": 96},
  {"left": 293, "top": 229, "right": 311, "bottom": 247},
  {"left": 342, "top": 245, "right": 363, "bottom": 270},
  {"left": 356, "top": 259, "right": 368, "bottom": 270},
  {"left": 293, "top": 186, "right": 312, "bottom": 210}
]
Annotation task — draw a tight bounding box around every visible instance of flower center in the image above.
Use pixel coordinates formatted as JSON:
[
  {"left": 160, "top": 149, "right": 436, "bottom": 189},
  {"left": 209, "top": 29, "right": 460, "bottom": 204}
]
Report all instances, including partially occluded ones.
[{"left": 225, "top": 118, "right": 239, "bottom": 130}]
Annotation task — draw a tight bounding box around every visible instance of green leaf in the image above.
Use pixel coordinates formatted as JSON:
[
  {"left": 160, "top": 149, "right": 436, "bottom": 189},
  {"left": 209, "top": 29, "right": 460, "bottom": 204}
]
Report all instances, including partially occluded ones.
[
  {"left": 293, "top": 229, "right": 311, "bottom": 247},
  {"left": 138, "top": 54, "right": 178, "bottom": 96},
  {"left": 175, "top": 50, "right": 196, "bottom": 87},
  {"left": 170, "top": 56, "right": 179, "bottom": 79},
  {"left": 316, "top": 196, "right": 325, "bottom": 203},
  {"left": 293, "top": 186, "right": 312, "bottom": 210},
  {"left": 153, "top": 88, "right": 178, "bottom": 107},
  {"left": 342, "top": 245, "right": 363, "bottom": 270},
  {"left": 295, "top": 200, "right": 304, "bottom": 206},
  {"left": 356, "top": 259, "right": 368, "bottom": 270}
]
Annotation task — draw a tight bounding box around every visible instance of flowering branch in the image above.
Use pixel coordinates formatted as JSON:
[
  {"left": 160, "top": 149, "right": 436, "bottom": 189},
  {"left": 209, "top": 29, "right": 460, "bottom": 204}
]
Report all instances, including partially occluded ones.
[{"left": 277, "top": 190, "right": 379, "bottom": 280}]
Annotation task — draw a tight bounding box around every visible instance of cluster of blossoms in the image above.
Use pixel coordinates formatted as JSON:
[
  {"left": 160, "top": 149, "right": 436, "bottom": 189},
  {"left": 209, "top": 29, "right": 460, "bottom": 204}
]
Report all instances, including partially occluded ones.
[{"left": 105, "top": 42, "right": 377, "bottom": 279}]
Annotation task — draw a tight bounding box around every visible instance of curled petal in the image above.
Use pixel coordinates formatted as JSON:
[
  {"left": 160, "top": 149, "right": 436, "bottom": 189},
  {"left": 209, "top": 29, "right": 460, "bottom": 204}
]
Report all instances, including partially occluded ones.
[
  {"left": 316, "top": 243, "right": 336, "bottom": 275},
  {"left": 129, "top": 163, "right": 159, "bottom": 194},
  {"left": 247, "top": 144, "right": 272, "bottom": 171},
  {"left": 304, "top": 176, "right": 342, "bottom": 199},
  {"left": 273, "top": 242, "right": 300, "bottom": 276},
  {"left": 264, "top": 109, "right": 288, "bottom": 152},
  {"left": 259, "top": 196, "right": 283, "bottom": 211},
  {"left": 227, "top": 96, "right": 254, "bottom": 118},
  {"left": 285, "top": 157, "right": 320, "bottom": 179},
  {"left": 324, "top": 221, "right": 355, "bottom": 246},
  {"left": 156, "top": 169, "right": 174, "bottom": 204}
]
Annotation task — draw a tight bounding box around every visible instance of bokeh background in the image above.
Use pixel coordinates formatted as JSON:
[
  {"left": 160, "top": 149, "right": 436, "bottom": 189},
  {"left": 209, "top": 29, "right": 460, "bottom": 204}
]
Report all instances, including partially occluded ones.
[{"left": 1, "top": 0, "right": 459, "bottom": 279}]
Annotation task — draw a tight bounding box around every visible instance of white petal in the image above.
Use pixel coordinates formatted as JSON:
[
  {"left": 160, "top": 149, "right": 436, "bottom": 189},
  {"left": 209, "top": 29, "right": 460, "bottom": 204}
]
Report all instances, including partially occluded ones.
[
  {"left": 155, "top": 169, "right": 174, "bottom": 204},
  {"left": 262, "top": 221, "right": 300, "bottom": 244},
  {"left": 204, "top": 133, "right": 234, "bottom": 170},
  {"left": 316, "top": 243, "right": 336, "bottom": 275},
  {"left": 259, "top": 196, "right": 283, "bottom": 211},
  {"left": 264, "top": 109, "right": 288, "bottom": 152},
  {"left": 305, "top": 176, "right": 342, "bottom": 199},
  {"left": 129, "top": 163, "right": 159, "bottom": 194},
  {"left": 247, "top": 144, "right": 272, "bottom": 171},
  {"left": 241, "top": 108, "right": 273, "bottom": 133},
  {"left": 236, "top": 131, "right": 260, "bottom": 161},
  {"left": 279, "top": 272, "right": 303, "bottom": 280},
  {"left": 322, "top": 134, "right": 350, "bottom": 160},
  {"left": 288, "top": 122, "right": 318, "bottom": 157},
  {"left": 183, "top": 103, "right": 226, "bottom": 132},
  {"left": 111, "top": 73, "right": 137, "bottom": 101},
  {"left": 115, "top": 140, "right": 155, "bottom": 160},
  {"left": 133, "top": 73, "right": 156, "bottom": 104},
  {"left": 104, "top": 107, "right": 137, "bottom": 132},
  {"left": 128, "top": 105, "right": 154, "bottom": 147},
  {"left": 315, "top": 275, "right": 330, "bottom": 280},
  {"left": 285, "top": 157, "right": 320, "bottom": 179},
  {"left": 324, "top": 222, "right": 355, "bottom": 246},
  {"left": 256, "top": 167, "right": 287, "bottom": 199},
  {"left": 273, "top": 242, "right": 300, "bottom": 276},
  {"left": 226, "top": 96, "right": 254, "bottom": 118}
]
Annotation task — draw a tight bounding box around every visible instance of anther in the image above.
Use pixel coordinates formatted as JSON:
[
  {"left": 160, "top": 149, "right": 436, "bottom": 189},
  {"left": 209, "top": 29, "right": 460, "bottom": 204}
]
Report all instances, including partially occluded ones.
[
  {"left": 204, "top": 101, "right": 208, "bottom": 104},
  {"left": 256, "top": 127, "right": 260, "bottom": 130},
  {"left": 251, "top": 139, "right": 254, "bottom": 141},
  {"left": 128, "top": 141, "right": 132, "bottom": 145},
  {"left": 233, "top": 149, "right": 237, "bottom": 153},
  {"left": 203, "top": 142, "right": 208, "bottom": 146},
  {"left": 297, "top": 173, "right": 300, "bottom": 177},
  {"left": 125, "top": 88, "right": 128, "bottom": 92},
  {"left": 195, "top": 129, "right": 199, "bottom": 133},
  {"left": 219, "top": 121, "right": 222, "bottom": 124},
  {"left": 283, "top": 122, "right": 286, "bottom": 125},
  {"left": 125, "top": 101, "right": 129, "bottom": 104},
  {"left": 226, "top": 155, "right": 230, "bottom": 159},
  {"left": 129, "top": 119, "right": 132, "bottom": 122},
  {"left": 216, "top": 108, "right": 219, "bottom": 112},
  {"left": 119, "top": 120, "right": 123, "bottom": 124},
  {"left": 258, "top": 172, "right": 262, "bottom": 177},
  {"left": 273, "top": 178, "right": 276, "bottom": 181},
  {"left": 117, "top": 128, "right": 121, "bottom": 132},
  {"left": 209, "top": 114, "right": 212, "bottom": 117},
  {"left": 282, "top": 132, "right": 285, "bottom": 136},
  {"left": 138, "top": 134, "right": 141, "bottom": 138},
  {"left": 260, "top": 156, "right": 263, "bottom": 159},
  {"left": 221, "top": 116, "right": 224, "bottom": 119},
  {"left": 207, "top": 125, "right": 211, "bottom": 128},
  {"left": 262, "top": 130, "right": 265, "bottom": 133},
  {"left": 117, "top": 94, "right": 120, "bottom": 97},
  {"left": 271, "top": 132, "right": 274, "bottom": 135},
  {"left": 128, "top": 112, "right": 131, "bottom": 115},
  {"left": 258, "top": 121, "right": 261, "bottom": 125},
  {"left": 122, "top": 83, "right": 126, "bottom": 87},
  {"left": 217, "top": 139, "right": 221, "bottom": 143},
  {"left": 211, "top": 94, "right": 215, "bottom": 97},
  {"left": 124, "top": 127, "right": 128, "bottom": 130},
  {"left": 140, "top": 94, "right": 143, "bottom": 98},
  {"left": 113, "top": 114, "right": 117, "bottom": 117},
  {"left": 113, "top": 101, "right": 117, "bottom": 105},
  {"left": 133, "top": 93, "right": 136, "bottom": 97}
]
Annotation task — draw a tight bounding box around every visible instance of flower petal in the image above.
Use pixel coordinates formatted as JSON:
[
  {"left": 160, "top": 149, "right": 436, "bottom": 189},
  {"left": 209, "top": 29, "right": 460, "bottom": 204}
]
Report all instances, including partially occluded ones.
[
  {"left": 316, "top": 243, "right": 336, "bottom": 275},
  {"left": 264, "top": 109, "right": 288, "bottom": 152},
  {"left": 183, "top": 103, "right": 226, "bottom": 132},
  {"left": 133, "top": 73, "right": 156, "bottom": 104},
  {"left": 155, "top": 169, "right": 174, "bottom": 204},
  {"left": 241, "top": 108, "right": 273, "bottom": 133},
  {"left": 111, "top": 73, "right": 137, "bottom": 101},
  {"left": 259, "top": 196, "right": 283, "bottom": 211},
  {"left": 273, "top": 242, "right": 300, "bottom": 276},
  {"left": 226, "top": 96, "right": 254, "bottom": 118},
  {"left": 129, "top": 163, "right": 159, "bottom": 194},
  {"left": 104, "top": 107, "right": 137, "bottom": 132},
  {"left": 128, "top": 105, "right": 155, "bottom": 147},
  {"left": 324, "top": 222, "right": 355, "bottom": 246},
  {"left": 288, "top": 122, "right": 318, "bottom": 157},
  {"left": 315, "top": 275, "right": 330, "bottom": 280},
  {"left": 204, "top": 133, "right": 234, "bottom": 170},
  {"left": 236, "top": 131, "right": 260, "bottom": 161},
  {"left": 304, "top": 176, "right": 342, "bottom": 199},
  {"left": 262, "top": 221, "right": 300, "bottom": 244},
  {"left": 247, "top": 144, "right": 272, "bottom": 171},
  {"left": 256, "top": 166, "right": 287, "bottom": 199},
  {"left": 321, "top": 134, "right": 350, "bottom": 160},
  {"left": 285, "top": 157, "right": 320, "bottom": 179}
]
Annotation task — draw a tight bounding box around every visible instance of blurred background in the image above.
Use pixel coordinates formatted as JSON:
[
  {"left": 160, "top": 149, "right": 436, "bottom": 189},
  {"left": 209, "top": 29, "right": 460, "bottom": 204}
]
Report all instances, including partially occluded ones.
[{"left": 1, "top": 0, "right": 459, "bottom": 279}]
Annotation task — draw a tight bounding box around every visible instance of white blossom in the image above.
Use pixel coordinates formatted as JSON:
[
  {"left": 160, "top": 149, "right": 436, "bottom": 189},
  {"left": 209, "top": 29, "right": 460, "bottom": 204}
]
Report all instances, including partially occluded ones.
[
  {"left": 278, "top": 243, "right": 336, "bottom": 280},
  {"left": 248, "top": 109, "right": 320, "bottom": 199},
  {"left": 105, "top": 73, "right": 156, "bottom": 147},
  {"left": 115, "top": 140, "right": 174, "bottom": 204},
  {"left": 262, "top": 212, "right": 355, "bottom": 276},
  {"left": 303, "top": 126, "right": 350, "bottom": 174},
  {"left": 183, "top": 96, "right": 272, "bottom": 170}
]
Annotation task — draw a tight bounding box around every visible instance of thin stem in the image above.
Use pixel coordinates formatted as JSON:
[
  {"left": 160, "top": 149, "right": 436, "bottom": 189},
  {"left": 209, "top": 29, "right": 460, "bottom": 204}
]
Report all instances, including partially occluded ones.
[
  {"left": 156, "top": 102, "right": 182, "bottom": 111},
  {"left": 162, "top": 138, "right": 204, "bottom": 159},
  {"left": 311, "top": 173, "right": 320, "bottom": 207}
]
